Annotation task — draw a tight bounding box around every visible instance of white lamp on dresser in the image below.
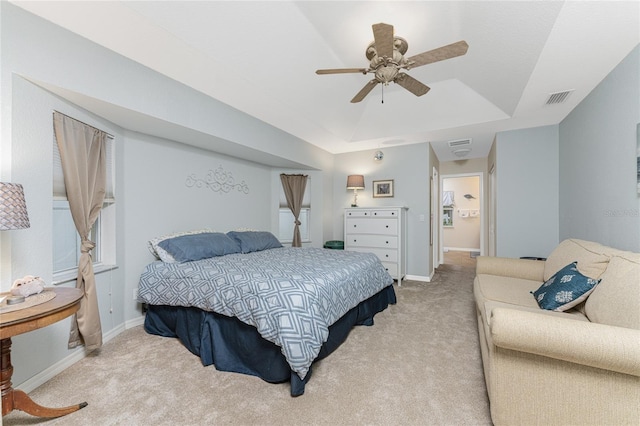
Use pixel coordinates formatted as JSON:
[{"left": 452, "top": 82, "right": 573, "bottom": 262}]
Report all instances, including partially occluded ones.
[
  {"left": 346, "top": 175, "right": 365, "bottom": 207},
  {"left": 344, "top": 206, "right": 408, "bottom": 285}
]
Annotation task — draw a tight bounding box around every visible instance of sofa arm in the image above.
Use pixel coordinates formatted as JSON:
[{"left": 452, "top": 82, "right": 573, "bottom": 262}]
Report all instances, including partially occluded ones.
[
  {"left": 476, "top": 256, "right": 545, "bottom": 281},
  {"left": 490, "top": 307, "right": 640, "bottom": 376}
]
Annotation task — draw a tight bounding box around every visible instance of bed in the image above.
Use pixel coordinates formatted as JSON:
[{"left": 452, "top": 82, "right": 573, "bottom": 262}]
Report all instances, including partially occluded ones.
[{"left": 137, "top": 231, "right": 396, "bottom": 396}]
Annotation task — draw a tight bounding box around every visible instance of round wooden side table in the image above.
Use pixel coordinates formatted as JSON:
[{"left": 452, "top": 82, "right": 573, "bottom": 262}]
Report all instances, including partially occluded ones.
[{"left": 1, "top": 286, "right": 87, "bottom": 418}]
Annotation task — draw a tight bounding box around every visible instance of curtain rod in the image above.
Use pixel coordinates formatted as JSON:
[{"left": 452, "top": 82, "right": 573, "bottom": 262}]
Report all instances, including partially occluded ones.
[{"left": 53, "top": 110, "right": 115, "bottom": 139}]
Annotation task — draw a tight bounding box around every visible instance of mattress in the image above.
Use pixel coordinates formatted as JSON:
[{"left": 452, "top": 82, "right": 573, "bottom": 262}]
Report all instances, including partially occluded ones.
[{"left": 138, "top": 247, "right": 394, "bottom": 381}]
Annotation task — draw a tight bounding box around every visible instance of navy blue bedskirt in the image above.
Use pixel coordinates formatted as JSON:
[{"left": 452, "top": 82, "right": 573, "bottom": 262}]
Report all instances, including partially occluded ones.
[{"left": 144, "top": 284, "right": 396, "bottom": 396}]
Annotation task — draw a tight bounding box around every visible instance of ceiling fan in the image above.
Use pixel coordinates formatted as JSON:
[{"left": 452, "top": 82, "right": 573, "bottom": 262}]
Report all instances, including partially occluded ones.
[{"left": 316, "top": 23, "right": 469, "bottom": 103}]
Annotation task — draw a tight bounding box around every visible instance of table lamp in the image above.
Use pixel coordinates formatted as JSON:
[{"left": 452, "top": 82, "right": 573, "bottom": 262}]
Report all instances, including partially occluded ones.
[
  {"left": 346, "top": 175, "right": 365, "bottom": 207},
  {"left": 1, "top": 182, "right": 31, "bottom": 304},
  {"left": 0, "top": 182, "right": 30, "bottom": 230}
]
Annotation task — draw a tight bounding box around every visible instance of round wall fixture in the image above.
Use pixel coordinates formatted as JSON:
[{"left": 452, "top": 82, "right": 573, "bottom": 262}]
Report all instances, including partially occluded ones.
[
  {"left": 453, "top": 148, "right": 471, "bottom": 158},
  {"left": 374, "top": 150, "right": 384, "bottom": 161}
]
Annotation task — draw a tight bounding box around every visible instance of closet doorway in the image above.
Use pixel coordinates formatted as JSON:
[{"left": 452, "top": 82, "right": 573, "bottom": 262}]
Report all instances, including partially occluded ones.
[{"left": 440, "top": 173, "right": 484, "bottom": 266}]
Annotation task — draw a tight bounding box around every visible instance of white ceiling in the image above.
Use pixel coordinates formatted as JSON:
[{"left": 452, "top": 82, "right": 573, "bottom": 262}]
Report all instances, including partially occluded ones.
[{"left": 11, "top": 1, "right": 640, "bottom": 162}]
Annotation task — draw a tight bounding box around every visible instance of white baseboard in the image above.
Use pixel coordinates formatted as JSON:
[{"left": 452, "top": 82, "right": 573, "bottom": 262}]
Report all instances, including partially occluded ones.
[
  {"left": 17, "top": 315, "right": 145, "bottom": 393},
  {"left": 126, "top": 315, "right": 145, "bottom": 329},
  {"left": 404, "top": 274, "right": 431, "bottom": 282},
  {"left": 444, "top": 247, "right": 480, "bottom": 252}
]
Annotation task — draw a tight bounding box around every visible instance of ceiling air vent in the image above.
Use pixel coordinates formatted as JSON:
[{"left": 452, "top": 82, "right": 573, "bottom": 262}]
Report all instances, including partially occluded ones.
[
  {"left": 545, "top": 90, "right": 574, "bottom": 105},
  {"left": 448, "top": 138, "right": 472, "bottom": 148}
]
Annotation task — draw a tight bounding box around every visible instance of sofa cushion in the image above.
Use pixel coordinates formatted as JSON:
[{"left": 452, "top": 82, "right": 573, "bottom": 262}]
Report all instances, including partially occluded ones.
[
  {"left": 544, "top": 239, "right": 610, "bottom": 281},
  {"left": 585, "top": 254, "right": 640, "bottom": 329},
  {"left": 475, "top": 274, "right": 542, "bottom": 308},
  {"left": 532, "top": 262, "right": 600, "bottom": 312}
]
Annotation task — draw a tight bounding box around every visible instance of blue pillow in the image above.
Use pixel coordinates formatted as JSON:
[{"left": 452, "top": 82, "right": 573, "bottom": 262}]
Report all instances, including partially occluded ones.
[
  {"left": 157, "top": 232, "right": 241, "bottom": 262},
  {"left": 531, "top": 262, "right": 600, "bottom": 312},
  {"left": 226, "top": 231, "right": 283, "bottom": 253}
]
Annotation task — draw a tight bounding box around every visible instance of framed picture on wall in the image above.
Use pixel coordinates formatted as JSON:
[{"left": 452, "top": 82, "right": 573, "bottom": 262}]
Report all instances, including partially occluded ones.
[{"left": 373, "top": 179, "right": 394, "bottom": 198}]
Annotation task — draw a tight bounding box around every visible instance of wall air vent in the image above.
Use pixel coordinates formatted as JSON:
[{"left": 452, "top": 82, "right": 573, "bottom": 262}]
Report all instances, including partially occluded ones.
[
  {"left": 448, "top": 138, "right": 472, "bottom": 148},
  {"left": 546, "top": 90, "right": 574, "bottom": 105}
]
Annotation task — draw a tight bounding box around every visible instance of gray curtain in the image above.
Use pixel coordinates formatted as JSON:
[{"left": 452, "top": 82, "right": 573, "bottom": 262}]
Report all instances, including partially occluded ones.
[
  {"left": 280, "top": 174, "right": 307, "bottom": 247},
  {"left": 53, "top": 112, "right": 106, "bottom": 351}
]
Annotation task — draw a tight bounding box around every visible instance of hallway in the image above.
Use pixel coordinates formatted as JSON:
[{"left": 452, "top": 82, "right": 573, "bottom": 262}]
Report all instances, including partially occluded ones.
[{"left": 441, "top": 250, "right": 477, "bottom": 271}]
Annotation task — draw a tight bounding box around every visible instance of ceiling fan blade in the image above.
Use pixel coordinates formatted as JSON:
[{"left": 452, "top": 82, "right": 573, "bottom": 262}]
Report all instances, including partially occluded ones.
[
  {"left": 372, "top": 23, "right": 394, "bottom": 58},
  {"left": 316, "top": 68, "right": 369, "bottom": 75},
  {"left": 406, "top": 40, "right": 469, "bottom": 68},
  {"left": 351, "top": 80, "right": 379, "bottom": 103},
  {"left": 395, "top": 73, "right": 430, "bottom": 97}
]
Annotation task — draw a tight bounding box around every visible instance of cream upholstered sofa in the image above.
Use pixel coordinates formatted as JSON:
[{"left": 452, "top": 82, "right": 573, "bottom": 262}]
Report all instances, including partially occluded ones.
[{"left": 474, "top": 239, "right": 640, "bottom": 425}]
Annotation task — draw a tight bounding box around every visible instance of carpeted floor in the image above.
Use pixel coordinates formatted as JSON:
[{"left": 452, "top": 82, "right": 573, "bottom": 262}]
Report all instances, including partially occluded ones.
[{"left": 4, "top": 252, "right": 490, "bottom": 425}]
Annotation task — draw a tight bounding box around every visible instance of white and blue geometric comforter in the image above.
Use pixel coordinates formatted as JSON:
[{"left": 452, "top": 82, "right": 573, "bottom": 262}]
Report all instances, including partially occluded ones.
[{"left": 138, "top": 247, "right": 393, "bottom": 379}]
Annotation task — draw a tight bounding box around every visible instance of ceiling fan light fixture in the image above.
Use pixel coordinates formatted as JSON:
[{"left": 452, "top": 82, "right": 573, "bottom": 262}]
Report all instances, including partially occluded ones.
[
  {"left": 375, "top": 66, "right": 399, "bottom": 84},
  {"left": 316, "top": 23, "right": 469, "bottom": 103}
]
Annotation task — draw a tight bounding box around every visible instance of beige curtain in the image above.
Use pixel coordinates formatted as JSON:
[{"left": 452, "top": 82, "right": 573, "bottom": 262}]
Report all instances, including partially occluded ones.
[
  {"left": 53, "top": 112, "right": 106, "bottom": 351},
  {"left": 280, "top": 174, "right": 308, "bottom": 247}
]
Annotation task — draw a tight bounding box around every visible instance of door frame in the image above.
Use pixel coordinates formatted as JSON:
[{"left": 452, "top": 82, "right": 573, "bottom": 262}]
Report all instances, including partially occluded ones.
[
  {"left": 439, "top": 172, "right": 485, "bottom": 264},
  {"left": 431, "top": 167, "right": 440, "bottom": 273}
]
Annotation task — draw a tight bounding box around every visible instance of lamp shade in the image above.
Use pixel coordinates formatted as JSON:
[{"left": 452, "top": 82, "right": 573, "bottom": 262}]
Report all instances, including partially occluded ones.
[
  {"left": 346, "top": 175, "right": 365, "bottom": 189},
  {"left": 0, "top": 182, "right": 30, "bottom": 230}
]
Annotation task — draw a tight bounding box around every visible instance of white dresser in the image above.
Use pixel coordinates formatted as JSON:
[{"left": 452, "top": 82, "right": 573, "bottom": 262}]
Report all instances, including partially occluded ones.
[{"left": 344, "top": 207, "right": 408, "bottom": 284}]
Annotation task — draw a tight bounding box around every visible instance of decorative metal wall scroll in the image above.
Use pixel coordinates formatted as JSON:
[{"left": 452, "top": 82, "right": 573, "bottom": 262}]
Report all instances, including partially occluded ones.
[{"left": 186, "top": 165, "right": 250, "bottom": 195}]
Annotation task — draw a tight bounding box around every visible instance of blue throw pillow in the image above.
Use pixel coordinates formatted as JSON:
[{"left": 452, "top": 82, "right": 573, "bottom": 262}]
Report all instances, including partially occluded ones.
[
  {"left": 226, "top": 231, "right": 283, "bottom": 253},
  {"left": 157, "top": 232, "right": 241, "bottom": 262},
  {"left": 531, "top": 262, "right": 600, "bottom": 312}
]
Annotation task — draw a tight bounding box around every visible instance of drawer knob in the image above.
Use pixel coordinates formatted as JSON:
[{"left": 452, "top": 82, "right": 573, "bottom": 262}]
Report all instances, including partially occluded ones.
[
  {"left": 385, "top": 225, "right": 389, "bottom": 228},
  {"left": 386, "top": 241, "right": 389, "bottom": 244},
  {"left": 385, "top": 254, "right": 389, "bottom": 258}
]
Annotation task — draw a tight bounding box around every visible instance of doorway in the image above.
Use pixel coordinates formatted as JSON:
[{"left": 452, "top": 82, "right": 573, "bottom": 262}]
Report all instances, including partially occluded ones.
[{"left": 439, "top": 173, "right": 484, "bottom": 266}]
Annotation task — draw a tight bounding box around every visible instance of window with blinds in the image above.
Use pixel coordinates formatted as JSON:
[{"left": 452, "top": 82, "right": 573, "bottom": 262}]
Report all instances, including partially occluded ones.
[
  {"left": 278, "top": 177, "right": 310, "bottom": 243},
  {"left": 52, "top": 120, "right": 116, "bottom": 276}
]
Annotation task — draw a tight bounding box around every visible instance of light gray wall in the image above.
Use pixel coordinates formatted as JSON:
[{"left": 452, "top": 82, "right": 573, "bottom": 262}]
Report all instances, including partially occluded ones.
[
  {"left": 333, "top": 143, "right": 431, "bottom": 279},
  {"left": 3, "top": 76, "right": 127, "bottom": 385},
  {"left": 495, "top": 125, "right": 560, "bottom": 258},
  {"left": 0, "top": 3, "right": 333, "bottom": 388},
  {"left": 559, "top": 45, "right": 640, "bottom": 252},
  {"left": 122, "top": 133, "right": 274, "bottom": 324}
]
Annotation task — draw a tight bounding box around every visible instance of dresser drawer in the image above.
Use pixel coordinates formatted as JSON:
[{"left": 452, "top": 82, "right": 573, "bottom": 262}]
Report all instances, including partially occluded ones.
[
  {"left": 381, "top": 262, "right": 398, "bottom": 277},
  {"left": 345, "top": 234, "right": 398, "bottom": 249},
  {"left": 346, "top": 218, "right": 398, "bottom": 235},
  {"left": 345, "top": 210, "right": 371, "bottom": 217},
  {"left": 347, "top": 247, "right": 398, "bottom": 263},
  {"left": 370, "top": 209, "right": 400, "bottom": 218}
]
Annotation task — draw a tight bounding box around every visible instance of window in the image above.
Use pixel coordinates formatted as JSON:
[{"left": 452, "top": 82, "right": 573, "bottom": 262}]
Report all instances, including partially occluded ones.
[
  {"left": 53, "top": 200, "right": 101, "bottom": 272},
  {"left": 443, "top": 207, "right": 454, "bottom": 227},
  {"left": 278, "top": 177, "right": 310, "bottom": 243},
  {"left": 278, "top": 208, "right": 310, "bottom": 243},
  {"left": 53, "top": 120, "right": 115, "bottom": 280}
]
